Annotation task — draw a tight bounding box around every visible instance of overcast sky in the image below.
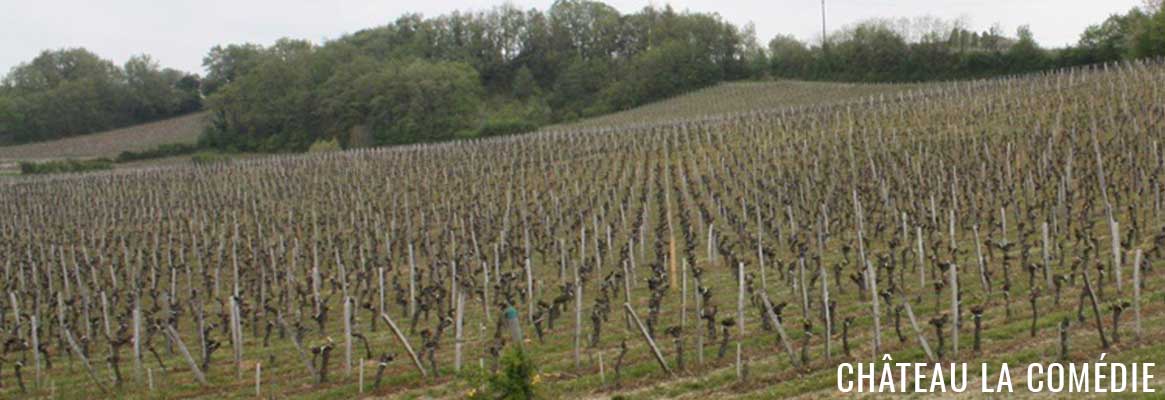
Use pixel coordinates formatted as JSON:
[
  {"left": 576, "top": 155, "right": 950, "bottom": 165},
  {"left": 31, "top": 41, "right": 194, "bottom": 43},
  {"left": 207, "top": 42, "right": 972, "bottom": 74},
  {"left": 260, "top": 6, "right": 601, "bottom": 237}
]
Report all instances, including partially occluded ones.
[{"left": 0, "top": 0, "right": 1145, "bottom": 76}]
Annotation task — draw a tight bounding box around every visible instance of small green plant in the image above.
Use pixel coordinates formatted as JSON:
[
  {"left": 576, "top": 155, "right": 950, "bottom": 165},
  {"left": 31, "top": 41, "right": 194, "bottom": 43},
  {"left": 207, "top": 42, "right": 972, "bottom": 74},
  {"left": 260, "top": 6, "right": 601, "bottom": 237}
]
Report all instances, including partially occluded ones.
[{"left": 466, "top": 347, "right": 539, "bottom": 400}]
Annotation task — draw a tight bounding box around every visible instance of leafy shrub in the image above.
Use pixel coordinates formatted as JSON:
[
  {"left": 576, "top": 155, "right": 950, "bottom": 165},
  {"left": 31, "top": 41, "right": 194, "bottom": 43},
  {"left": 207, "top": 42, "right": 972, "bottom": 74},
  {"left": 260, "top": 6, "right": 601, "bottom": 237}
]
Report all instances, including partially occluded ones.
[
  {"left": 19, "top": 158, "right": 113, "bottom": 174},
  {"left": 307, "top": 138, "right": 342, "bottom": 153},
  {"left": 478, "top": 118, "right": 539, "bottom": 138},
  {"left": 116, "top": 143, "right": 200, "bottom": 162},
  {"left": 466, "top": 347, "right": 539, "bottom": 400}
]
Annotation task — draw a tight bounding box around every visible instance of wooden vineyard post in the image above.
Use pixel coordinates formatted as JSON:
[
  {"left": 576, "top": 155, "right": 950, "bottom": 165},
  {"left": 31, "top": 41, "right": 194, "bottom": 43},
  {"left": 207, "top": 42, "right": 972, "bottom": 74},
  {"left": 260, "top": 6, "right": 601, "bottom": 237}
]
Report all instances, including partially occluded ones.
[
  {"left": 1042, "top": 222, "right": 1052, "bottom": 289},
  {"left": 949, "top": 209, "right": 957, "bottom": 251},
  {"left": 31, "top": 315, "right": 41, "bottom": 385},
  {"left": 455, "top": 292, "right": 464, "bottom": 372},
  {"left": 232, "top": 222, "right": 241, "bottom": 297},
  {"left": 707, "top": 224, "right": 715, "bottom": 264},
  {"left": 344, "top": 296, "right": 353, "bottom": 373},
  {"left": 623, "top": 303, "right": 674, "bottom": 377},
  {"left": 408, "top": 243, "right": 416, "bottom": 318},
  {"left": 378, "top": 267, "right": 385, "bottom": 320},
  {"left": 681, "top": 258, "right": 688, "bottom": 329},
  {"left": 558, "top": 239, "right": 566, "bottom": 281},
  {"left": 379, "top": 312, "right": 428, "bottom": 377},
  {"left": 950, "top": 262, "right": 959, "bottom": 357},
  {"left": 256, "top": 362, "right": 262, "bottom": 397},
  {"left": 815, "top": 221, "right": 831, "bottom": 360},
  {"left": 1133, "top": 249, "right": 1143, "bottom": 341},
  {"left": 738, "top": 262, "right": 745, "bottom": 336},
  {"left": 854, "top": 190, "right": 868, "bottom": 280},
  {"left": 623, "top": 260, "right": 633, "bottom": 329},
  {"left": 231, "top": 296, "right": 244, "bottom": 379},
  {"left": 917, "top": 226, "right": 925, "bottom": 288},
  {"left": 1001, "top": 207, "right": 1008, "bottom": 247},
  {"left": 670, "top": 238, "right": 678, "bottom": 288},
  {"left": 165, "top": 324, "right": 208, "bottom": 385},
  {"left": 628, "top": 238, "right": 636, "bottom": 284},
  {"left": 1091, "top": 119, "right": 1116, "bottom": 262},
  {"left": 482, "top": 261, "right": 491, "bottom": 323},
  {"left": 867, "top": 261, "right": 881, "bottom": 355},
  {"left": 133, "top": 298, "right": 143, "bottom": 382},
  {"left": 798, "top": 258, "right": 810, "bottom": 320},
  {"left": 1112, "top": 222, "right": 1122, "bottom": 292},
  {"left": 599, "top": 352, "right": 605, "bottom": 383},
  {"left": 757, "top": 210, "right": 767, "bottom": 290},
  {"left": 452, "top": 257, "right": 459, "bottom": 316},
  {"left": 761, "top": 294, "right": 800, "bottom": 368},
  {"left": 901, "top": 296, "right": 936, "bottom": 361},
  {"left": 494, "top": 243, "right": 501, "bottom": 286},
  {"left": 312, "top": 241, "right": 322, "bottom": 320},
  {"left": 1081, "top": 269, "right": 1109, "bottom": 349},
  {"left": 696, "top": 277, "right": 704, "bottom": 366},
  {"left": 276, "top": 313, "right": 319, "bottom": 380},
  {"left": 64, "top": 327, "right": 107, "bottom": 392},
  {"left": 973, "top": 225, "right": 989, "bottom": 293},
  {"left": 821, "top": 259, "right": 831, "bottom": 360},
  {"left": 574, "top": 261, "right": 583, "bottom": 369},
  {"left": 525, "top": 257, "right": 534, "bottom": 321}
]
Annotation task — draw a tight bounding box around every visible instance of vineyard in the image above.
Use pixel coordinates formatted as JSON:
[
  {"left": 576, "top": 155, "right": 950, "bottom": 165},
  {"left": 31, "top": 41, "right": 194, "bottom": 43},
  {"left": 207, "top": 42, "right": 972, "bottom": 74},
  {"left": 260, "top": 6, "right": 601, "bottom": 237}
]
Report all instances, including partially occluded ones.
[
  {"left": 551, "top": 80, "right": 920, "bottom": 129},
  {"left": 1, "top": 61, "right": 1164, "bottom": 399}
]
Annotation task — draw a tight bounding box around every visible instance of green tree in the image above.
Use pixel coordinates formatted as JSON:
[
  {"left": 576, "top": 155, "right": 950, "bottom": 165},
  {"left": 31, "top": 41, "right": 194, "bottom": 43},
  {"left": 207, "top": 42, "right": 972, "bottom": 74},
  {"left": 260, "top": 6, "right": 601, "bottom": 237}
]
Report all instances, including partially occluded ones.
[
  {"left": 1005, "top": 26, "right": 1049, "bottom": 72},
  {"left": 550, "top": 57, "right": 611, "bottom": 119},
  {"left": 201, "top": 43, "right": 265, "bottom": 95},
  {"left": 832, "top": 23, "right": 909, "bottom": 81},
  {"left": 124, "top": 55, "right": 181, "bottom": 121},
  {"left": 607, "top": 39, "right": 721, "bottom": 110},
  {"left": 0, "top": 94, "right": 17, "bottom": 140},
  {"left": 359, "top": 60, "right": 483, "bottom": 144},
  {"left": 203, "top": 40, "right": 319, "bottom": 151},
  {"left": 1132, "top": 6, "right": 1165, "bottom": 58},
  {"left": 768, "top": 35, "right": 813, "bottom": 78},
  {"left": 1077, "top": 9, "right": 1147, "bottom": 62},
  {"left": 511, "top": 66, "right": 541, "bottom": 99},
  {"left": 3, "top": 48, "right": 120, "bottom": 94}
]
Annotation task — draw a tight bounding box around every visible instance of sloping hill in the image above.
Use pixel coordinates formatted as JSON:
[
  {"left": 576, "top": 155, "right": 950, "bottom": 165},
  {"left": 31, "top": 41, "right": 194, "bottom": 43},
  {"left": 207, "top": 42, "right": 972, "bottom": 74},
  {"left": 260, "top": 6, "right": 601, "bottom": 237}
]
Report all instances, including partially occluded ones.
[
  {"left": 0, "top": 112, "right": 207, "bottom": 162},
  {"left": 0, "top": 81, "right": 903, "bottom": 172},
  {"left": 0, "top": 81, "right": 902, "bottom": 163},
  {"left": 553, "top": 80, "right": 919, "bottom": 129},
  {"left": 3, "top": 65, "right": 1162, "bottom": 399}
]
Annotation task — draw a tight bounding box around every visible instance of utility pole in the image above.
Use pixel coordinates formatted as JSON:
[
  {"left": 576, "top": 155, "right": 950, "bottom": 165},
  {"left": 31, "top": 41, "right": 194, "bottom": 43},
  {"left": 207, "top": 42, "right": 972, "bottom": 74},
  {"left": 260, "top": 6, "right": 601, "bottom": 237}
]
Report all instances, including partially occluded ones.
[
  {"left": 821, "top": 0, "right": 828, "bottom": 49},
  {"left": 820, "top": 0, "right": 830, "bottom": 68}
]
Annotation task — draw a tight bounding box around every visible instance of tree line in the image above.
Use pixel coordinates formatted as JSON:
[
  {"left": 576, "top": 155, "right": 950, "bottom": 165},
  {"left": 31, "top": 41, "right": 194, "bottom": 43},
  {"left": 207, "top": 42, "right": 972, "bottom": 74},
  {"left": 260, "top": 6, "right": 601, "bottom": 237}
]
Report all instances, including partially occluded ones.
[
  {"left": 0, "top": 49, "right": 201, "bottom": 144},
  {"left": 197, "top": 1, "right": 753, "bottom": 151},
  {"left": 2, "top": 1, "right": 1164, "bottom": 150},
  {"left": 767, "top": 7, "right": 1165, "bottom": 82}
]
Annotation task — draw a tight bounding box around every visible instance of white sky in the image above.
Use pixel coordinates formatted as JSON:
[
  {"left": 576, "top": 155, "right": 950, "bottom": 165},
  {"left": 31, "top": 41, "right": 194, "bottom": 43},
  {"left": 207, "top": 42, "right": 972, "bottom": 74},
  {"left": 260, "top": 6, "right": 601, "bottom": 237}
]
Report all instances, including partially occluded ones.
[{"left": 0, "top": 0, "right": 1145, "bottom": 75}]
